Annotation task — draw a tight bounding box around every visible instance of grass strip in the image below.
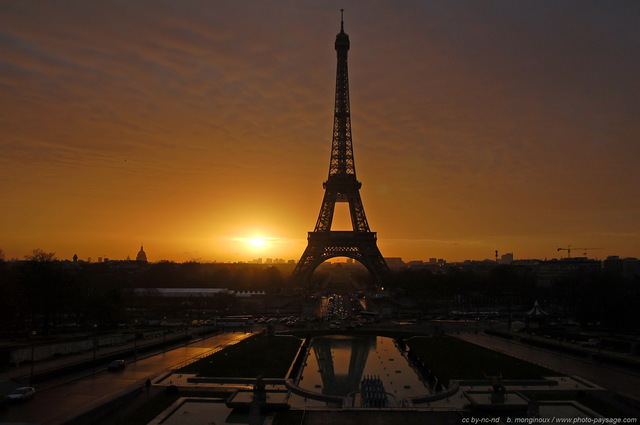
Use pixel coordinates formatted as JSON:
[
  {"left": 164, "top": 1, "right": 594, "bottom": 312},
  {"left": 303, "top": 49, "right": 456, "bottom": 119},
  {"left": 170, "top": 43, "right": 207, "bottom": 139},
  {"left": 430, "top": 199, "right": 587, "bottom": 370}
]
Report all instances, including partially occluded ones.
[
  {"left": 178, "top": 334, "right": 302, "bottom": 378},
  {"left": 407, "top": 335, "right": 557, "bottom": 386}
]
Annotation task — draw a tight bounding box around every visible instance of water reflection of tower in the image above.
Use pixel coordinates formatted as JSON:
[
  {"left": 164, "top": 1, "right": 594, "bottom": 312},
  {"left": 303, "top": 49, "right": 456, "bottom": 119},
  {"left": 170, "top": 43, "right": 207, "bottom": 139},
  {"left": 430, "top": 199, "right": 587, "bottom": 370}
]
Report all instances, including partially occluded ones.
[{"left": 313, "top": 336, "right": 375, "bottom": 396}]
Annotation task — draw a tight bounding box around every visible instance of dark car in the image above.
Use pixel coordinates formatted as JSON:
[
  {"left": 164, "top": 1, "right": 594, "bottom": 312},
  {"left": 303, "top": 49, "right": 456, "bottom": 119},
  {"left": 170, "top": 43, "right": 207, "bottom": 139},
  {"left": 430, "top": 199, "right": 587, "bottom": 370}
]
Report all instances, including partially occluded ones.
[
  {"left": 107, "top": 359, "right": 126, "bottom": 372},
  {"left": 6, "top": 387, "right": 35, "bottom": 402}
]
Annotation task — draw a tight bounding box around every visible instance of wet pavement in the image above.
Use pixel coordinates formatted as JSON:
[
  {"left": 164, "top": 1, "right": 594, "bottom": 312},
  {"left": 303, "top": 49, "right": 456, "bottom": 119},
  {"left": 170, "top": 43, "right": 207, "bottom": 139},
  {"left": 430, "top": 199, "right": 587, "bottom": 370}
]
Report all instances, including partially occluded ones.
[{"left": 0, "top": 331, "right": 252, "bottom": 425}]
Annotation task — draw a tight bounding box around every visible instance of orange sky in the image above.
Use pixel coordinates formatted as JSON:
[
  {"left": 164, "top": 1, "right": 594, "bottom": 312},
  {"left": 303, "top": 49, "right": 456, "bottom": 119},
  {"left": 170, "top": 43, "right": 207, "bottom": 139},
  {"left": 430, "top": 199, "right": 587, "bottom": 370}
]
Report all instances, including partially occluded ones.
[{"left": 1, "top": 1, "right": 639, "bottom": 263}]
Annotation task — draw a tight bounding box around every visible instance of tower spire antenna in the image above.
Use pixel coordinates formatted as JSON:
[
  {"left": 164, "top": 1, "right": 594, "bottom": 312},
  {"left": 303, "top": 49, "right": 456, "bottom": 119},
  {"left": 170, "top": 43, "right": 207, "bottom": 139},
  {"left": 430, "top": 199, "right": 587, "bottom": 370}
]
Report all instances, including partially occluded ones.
[{"left": 341, "top": 9, "right": 344, "bottom": 32}]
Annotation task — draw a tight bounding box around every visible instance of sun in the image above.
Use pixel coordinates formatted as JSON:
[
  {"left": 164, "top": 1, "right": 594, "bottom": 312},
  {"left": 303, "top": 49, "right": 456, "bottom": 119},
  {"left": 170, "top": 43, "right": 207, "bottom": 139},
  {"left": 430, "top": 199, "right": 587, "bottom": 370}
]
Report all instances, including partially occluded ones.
[
  {"left": 229, "top": 232, "right": 283, "bottom": 256},
  {"left": 248, "top": 237, "right": 267, "bottom": 248},
  {"left": 233, "top": 235, "right": 272, "bottom": 251}
]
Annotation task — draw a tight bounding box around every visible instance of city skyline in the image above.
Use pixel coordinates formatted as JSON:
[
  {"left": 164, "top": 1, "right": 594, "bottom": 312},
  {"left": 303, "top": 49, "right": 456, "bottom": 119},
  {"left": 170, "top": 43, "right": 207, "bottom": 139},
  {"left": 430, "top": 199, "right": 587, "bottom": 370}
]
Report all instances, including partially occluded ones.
[{"left": 2, "top": 1, "right": 639, "bottom": 263}]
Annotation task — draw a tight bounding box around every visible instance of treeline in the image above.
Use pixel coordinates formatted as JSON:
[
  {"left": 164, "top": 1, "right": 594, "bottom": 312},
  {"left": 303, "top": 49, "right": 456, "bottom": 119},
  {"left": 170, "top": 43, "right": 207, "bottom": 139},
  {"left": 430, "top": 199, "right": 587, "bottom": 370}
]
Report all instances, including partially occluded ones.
[
  {"left": 389, "top": 264, "right": 537, "bottom": 300},
  {"left": 0, "top": 249, "right": 121, "bottom": 338},
  {"left": 387, "top": 264, "right": 640, "bottom": 333},
  {"left": 0, "top": 250, "right": 295, "bottom": 338},
  {"left": 133, "top": 260, "right": 293, "bottom": 291},
  {"left": 2, "top": 250, "right": 638, "bottom": 337}
]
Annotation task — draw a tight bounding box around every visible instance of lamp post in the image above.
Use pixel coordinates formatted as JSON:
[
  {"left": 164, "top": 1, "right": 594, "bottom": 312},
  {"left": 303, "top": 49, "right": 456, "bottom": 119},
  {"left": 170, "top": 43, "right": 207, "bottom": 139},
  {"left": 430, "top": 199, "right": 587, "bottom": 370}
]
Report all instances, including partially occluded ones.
[
  {"left": 29, "top": 330, "right": 36, "bottom": 386},
  {"left": 133, "top": 330, "right": 138, "bottom": 362},
  {"left": 185, "top": 313, "right": 189, "bottom": 346},
  {"left": 475, "top": 306, "right": 480, "bottom": 334},
  {"left": 507, "top": 298, "right": 512, "bottom": 341},
  {"left": 162, "top": 316, "right": 166, "bottom": 354},
  {"left": 598, "top": 340, "right": 602, "bottom": 361},
  {"left": 92, "top": 324, "right": 98, "bottom": 372}
]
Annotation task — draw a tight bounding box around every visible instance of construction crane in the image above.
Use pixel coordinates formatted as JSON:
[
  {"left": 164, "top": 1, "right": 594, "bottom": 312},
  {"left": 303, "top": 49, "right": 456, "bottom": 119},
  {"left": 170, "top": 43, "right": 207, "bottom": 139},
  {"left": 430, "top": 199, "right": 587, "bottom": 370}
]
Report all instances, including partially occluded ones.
[{"left": 557, "top": 245, "right": 602, "bottom": 258}]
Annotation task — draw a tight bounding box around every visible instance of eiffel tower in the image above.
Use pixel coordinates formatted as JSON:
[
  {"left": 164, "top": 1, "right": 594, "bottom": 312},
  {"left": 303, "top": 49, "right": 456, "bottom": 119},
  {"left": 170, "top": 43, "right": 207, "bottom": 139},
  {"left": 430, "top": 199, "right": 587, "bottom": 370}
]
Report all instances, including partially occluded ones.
[{"left": 293, "top": 12, "right": 388, "bottom": 291}]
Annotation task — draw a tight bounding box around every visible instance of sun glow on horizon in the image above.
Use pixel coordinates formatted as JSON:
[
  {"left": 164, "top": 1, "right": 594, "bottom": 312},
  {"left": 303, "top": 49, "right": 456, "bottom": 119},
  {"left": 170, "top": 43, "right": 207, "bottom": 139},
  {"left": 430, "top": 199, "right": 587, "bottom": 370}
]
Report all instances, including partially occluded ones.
[
  {"left": 249, "top": 237, "right": 267, "bottom": 248},
  {"left": 229, "top": 233, "right": 286, "bottom": 254}
]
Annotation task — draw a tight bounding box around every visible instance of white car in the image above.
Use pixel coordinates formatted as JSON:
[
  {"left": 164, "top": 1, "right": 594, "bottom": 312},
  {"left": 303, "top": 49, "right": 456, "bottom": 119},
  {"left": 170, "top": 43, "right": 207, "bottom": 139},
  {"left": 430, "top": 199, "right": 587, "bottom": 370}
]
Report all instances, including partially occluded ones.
[{"left": 6, "top": 387, "right": 35, "bottom": 402}]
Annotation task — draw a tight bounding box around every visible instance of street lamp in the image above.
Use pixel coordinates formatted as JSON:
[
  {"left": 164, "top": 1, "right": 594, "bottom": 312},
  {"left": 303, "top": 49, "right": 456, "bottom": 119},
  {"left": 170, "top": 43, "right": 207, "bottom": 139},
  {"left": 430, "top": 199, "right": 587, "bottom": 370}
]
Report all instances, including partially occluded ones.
[
  {"left": 185, "top": 313, "right": 189, "bottom": 346},
  {"left": 162, "top": 316, "right": 166, "bottom": 354},
  {"left": 29, "top": 331, "right": 36, "bottom": 386},
  {"left": 133, "top": 330, "right": 138, "bottom": 361},
  {"left": 92, "top": 324, "right": 98, "bottom": 372}
]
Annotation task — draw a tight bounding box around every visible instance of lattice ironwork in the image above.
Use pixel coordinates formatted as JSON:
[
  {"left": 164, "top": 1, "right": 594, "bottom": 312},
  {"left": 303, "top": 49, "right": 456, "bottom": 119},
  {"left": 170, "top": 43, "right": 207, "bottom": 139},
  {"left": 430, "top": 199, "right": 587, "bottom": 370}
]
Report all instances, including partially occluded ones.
[{"left": 293, "top": 14, "right": 388, "bottom": 291}]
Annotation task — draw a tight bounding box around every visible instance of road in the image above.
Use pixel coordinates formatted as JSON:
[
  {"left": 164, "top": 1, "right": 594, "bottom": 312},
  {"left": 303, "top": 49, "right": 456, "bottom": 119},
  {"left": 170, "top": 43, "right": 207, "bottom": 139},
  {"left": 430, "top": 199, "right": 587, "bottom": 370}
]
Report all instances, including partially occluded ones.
[{"left": 0, "top": 331, "right": 252, "bottom": 425}]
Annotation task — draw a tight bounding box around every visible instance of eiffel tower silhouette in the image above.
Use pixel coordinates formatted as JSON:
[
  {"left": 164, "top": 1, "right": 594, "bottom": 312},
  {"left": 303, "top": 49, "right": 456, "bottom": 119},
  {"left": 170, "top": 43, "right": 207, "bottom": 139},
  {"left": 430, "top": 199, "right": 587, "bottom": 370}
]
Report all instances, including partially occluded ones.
[{"left": 293, "top": 12, "right": 388, "bottom": 291}]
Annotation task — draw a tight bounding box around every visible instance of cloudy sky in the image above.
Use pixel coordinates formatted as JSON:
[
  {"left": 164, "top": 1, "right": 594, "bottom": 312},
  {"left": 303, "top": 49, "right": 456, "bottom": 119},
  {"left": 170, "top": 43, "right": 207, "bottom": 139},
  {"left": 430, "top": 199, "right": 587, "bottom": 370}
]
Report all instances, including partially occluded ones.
[{"left": 1, "top": 0, "right": 638, "bottom": 263}]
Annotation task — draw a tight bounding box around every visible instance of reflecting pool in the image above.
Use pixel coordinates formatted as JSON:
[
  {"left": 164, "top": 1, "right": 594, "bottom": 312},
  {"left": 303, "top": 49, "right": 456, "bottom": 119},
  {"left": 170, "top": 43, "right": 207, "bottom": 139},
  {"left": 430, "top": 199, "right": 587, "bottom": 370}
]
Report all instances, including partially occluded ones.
[{"left": 298, "top": 335, "right": 428, "bottom": 402}]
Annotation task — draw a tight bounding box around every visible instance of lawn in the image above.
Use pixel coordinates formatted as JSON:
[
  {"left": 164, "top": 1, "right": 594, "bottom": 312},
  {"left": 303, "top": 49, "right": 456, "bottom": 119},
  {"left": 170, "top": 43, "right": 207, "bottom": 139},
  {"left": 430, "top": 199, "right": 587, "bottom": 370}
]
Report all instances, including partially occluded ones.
[
  {"left": 406, "top": 335, "right": 557, "bottom": 386},
  {"left": 178, "top": 334, "right": 303, "bottom": 378}
]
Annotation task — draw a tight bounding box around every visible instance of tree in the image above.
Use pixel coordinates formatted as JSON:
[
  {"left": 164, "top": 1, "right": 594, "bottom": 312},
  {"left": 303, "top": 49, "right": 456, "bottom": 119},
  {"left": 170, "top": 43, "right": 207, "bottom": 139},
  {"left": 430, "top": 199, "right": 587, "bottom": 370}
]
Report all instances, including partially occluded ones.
[
  {"left": 0, "top": 258, "right": 26, "bottom": 337},
  {"left": 25, "top": 248, "right": 57, "bottom": 263},
  {"left": 22, "top": 249, "right": 63, "bottom": 335}
]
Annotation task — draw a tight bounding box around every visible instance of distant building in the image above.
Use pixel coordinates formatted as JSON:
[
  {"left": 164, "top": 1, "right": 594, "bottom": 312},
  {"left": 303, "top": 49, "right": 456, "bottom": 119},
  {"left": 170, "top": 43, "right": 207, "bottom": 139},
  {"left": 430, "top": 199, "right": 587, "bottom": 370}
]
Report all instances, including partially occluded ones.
[
  {"left": 233, "top": 290, "right": 266, "bottom": 298},
  {"left": 604, "top": 256, "right": 640, "bottom": 281},
  {"left": 535, "top": 257, "right": 601, "bottom": 288},
  {"left": 500, "top": 252, "right": 514, "bottom": 264},
  {"left": 604, "top": 256, "right": 624, "bottom": 275},
  {"left": 133, "top": 288, "right": 232, "bottom": 297},
  {"left": 136, "top": 245, "right": 148, "bottom": 263},
  {"left": 385, "top": 257, "right": 404, "bottom": 269},
  {"left": 622, "top": 257, "right": 640, "bottom": 280}
]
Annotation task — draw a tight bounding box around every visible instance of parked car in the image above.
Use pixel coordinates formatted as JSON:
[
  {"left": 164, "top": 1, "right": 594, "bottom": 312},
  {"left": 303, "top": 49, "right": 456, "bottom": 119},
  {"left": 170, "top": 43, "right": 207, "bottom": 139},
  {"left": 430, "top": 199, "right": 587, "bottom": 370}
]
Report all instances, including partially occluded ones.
[
  {"left": 580, "top": 338, "right": 600, "bottom": 347},
  {"left": 6, "top": 387, "right": 35, "bottom": 402},
  {"left": 107, "top": 359, "right": 126, "bottom": 372}
]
